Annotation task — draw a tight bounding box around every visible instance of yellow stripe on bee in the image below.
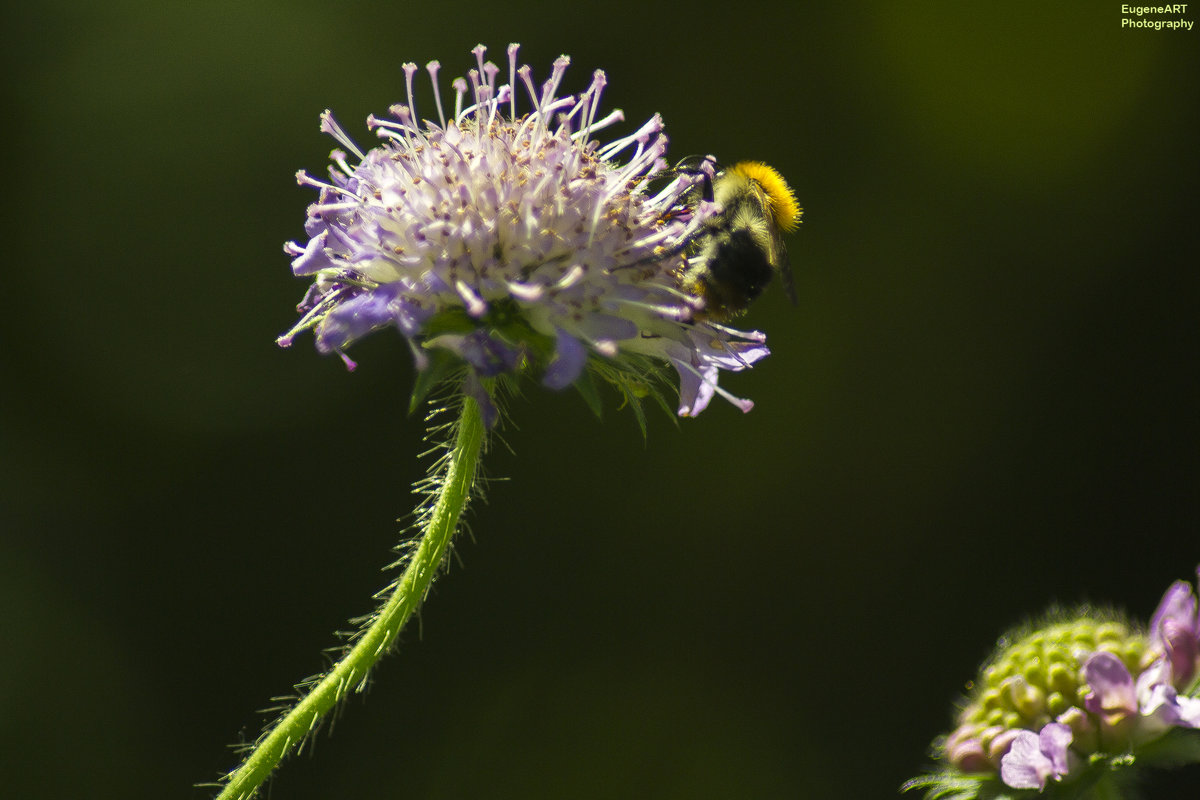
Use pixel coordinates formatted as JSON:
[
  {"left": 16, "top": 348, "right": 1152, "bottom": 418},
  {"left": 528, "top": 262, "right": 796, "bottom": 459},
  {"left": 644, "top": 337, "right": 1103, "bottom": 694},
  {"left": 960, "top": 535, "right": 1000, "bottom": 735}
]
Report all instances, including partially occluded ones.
[{"left": 730, "top": 161, "right": 802, "bottom": 233}]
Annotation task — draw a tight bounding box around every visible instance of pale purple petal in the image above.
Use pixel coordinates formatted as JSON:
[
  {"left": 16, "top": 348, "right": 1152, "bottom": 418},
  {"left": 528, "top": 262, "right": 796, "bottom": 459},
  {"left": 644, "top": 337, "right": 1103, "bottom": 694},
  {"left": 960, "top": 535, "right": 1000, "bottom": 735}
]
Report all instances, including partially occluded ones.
[
  {"left": 1150, "top": 580, "right": 1196, "bottom": 646},
  {"left": 1000, "top": 724, "right": 1073, "bottom": 790},
  {"left": 543, "top": 328, "right": 586, "bottom": 390},
  {"left": 944, "top": 726, "right": 989, "bottom": 773},
  {"left": 1039, "top": 722, "right": 1073, "bottom": 776},
  {"left": 1162, "top": 619, "right": 1200, "bottom": 686},
  {"left": 685, "top": 328, "right": 770, "bottom": 370},
  {"left": 1136, "top": 656, "right": 1173, "bottom": 699},
  {"left": 985, "top": 727, "right": 1022, "bottom": 765},
  {"left": 1083, "top": 652, "right": 1138, "bottom": 722},
  {"left": 458, "top": 330, "right": 522, "bottom": 377},
  {"left": 671, "top": 359, "right": 717, "bottom": 417},
  {"left": 1150, "top": 577, "right": 1199, "bottom": 686},
  {"left": 407, "top": 339, "right": 429, "bottom": 372},
  {"left": 315, "top": 286, "right": 402, "bottom": 353},
  {"left": 1054, "top": 706, "right": 1098, "bottom": 755},
  {"left": 573, "top": 313, "right": 638, "bottom": 343},
  {"left": 289, "top": 230, "right": 336, "bottom": 275},
  {"left": 1130, "top": 651, "right": 1200, "bottom": 742},
  {"left": 1139, "top": 682, "right": 1200, "bottom": 732},
  {"left": 1000, "top": 730, "right": 1055, "bottom": 790},
  {"left": 660, "top": 328, "right": 767, "bottom": 417},
  {"left": 1176, "top": 692, "right": 1200, "bottom": 727},
  {"left": 393, "top": 297, "right": 433, "bottom": 337},
  {"left": 423, "top": 332, "right": 521, "bottom": 377}
]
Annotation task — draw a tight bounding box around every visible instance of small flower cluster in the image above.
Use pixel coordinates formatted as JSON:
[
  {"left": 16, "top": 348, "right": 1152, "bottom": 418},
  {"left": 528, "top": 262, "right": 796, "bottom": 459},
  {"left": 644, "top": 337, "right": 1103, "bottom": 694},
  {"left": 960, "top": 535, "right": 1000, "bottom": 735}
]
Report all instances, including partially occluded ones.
[
  {"left": 907, "top": 567, "right": 1200, "bottom": 798},
  {"left": 278, "top": 44, "right": 770, "bottom": 425}
]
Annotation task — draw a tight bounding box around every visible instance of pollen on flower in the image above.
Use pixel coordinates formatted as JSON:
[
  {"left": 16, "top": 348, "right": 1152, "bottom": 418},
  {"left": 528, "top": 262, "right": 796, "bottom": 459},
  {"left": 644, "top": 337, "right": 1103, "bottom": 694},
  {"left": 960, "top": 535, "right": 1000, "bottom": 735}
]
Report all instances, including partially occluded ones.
[{"left": 277, "top": 44, "right": 771, "bottom": 424}]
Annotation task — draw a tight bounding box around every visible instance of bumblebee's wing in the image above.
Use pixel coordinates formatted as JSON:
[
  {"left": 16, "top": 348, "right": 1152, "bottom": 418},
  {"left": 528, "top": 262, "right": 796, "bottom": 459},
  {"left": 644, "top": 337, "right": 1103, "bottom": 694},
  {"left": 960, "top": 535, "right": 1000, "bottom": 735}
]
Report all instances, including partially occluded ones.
[{"left": 774, "top": 233, "right": 798, "bottom": 306}]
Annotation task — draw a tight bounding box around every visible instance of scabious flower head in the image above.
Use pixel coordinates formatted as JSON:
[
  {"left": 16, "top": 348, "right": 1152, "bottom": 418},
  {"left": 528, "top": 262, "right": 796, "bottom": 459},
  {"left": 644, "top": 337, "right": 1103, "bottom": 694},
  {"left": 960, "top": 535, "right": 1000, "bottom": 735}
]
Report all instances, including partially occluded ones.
[
  {"left": 943, "top": 618, "right": 1147, "bottom": 782},
  {"left": 277, "top": 44, "right": 770, "bottom": 425},
  {"left": 905, "top": 567, "right": 1200, "bottom": 799}
]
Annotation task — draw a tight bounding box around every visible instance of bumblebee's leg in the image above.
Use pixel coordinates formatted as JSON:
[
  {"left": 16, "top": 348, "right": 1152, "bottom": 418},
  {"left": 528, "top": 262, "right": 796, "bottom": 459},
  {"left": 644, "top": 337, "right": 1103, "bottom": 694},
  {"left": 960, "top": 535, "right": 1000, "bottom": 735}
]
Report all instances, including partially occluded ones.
[
  {"left": 611, "top": 157, "right": 718, "bottom": 271},
  {"left": 611, "top": 226, "right": 710, "bottom": 271},
  {"left": 671, "top": 155, "right": 718, "bottom": 202}
]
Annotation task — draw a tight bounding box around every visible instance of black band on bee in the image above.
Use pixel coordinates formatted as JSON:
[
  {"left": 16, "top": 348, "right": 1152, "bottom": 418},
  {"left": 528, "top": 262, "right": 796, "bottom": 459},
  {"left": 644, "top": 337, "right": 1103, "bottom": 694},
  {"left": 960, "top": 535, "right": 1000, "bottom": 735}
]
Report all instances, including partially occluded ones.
[{"left": 703, "top": 229, "right": 775, "bottom": 306}]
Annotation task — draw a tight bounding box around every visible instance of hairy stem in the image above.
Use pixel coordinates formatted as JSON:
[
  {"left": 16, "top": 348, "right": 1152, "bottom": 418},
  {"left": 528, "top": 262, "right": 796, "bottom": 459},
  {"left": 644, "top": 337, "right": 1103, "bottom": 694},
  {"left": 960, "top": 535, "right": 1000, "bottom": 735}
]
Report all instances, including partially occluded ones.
[{"left": 215, "top": 395, "right": 486, "bottom": 800}]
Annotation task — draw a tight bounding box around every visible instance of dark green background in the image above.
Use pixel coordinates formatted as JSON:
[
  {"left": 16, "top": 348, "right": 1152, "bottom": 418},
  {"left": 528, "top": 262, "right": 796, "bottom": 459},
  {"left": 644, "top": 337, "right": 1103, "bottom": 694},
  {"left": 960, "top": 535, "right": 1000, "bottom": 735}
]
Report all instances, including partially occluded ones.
[{"left": 4, "top": 2, "right": 1197, "bottom": 798}]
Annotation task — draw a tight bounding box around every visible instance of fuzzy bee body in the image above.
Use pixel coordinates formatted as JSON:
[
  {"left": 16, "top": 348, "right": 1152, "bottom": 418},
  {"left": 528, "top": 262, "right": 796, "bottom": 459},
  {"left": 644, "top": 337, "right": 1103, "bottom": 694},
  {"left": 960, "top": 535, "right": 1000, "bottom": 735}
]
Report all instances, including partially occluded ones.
[{"left": 678, "top": 161, "right": 801, "bottom": 321}]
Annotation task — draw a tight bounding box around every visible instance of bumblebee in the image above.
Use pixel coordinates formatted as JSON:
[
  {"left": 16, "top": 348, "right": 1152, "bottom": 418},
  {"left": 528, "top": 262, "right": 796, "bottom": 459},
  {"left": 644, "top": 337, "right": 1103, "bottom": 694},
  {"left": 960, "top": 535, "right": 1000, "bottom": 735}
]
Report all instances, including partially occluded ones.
[{"left": 677, "top": 161, "right": 802, "bottom": 321}]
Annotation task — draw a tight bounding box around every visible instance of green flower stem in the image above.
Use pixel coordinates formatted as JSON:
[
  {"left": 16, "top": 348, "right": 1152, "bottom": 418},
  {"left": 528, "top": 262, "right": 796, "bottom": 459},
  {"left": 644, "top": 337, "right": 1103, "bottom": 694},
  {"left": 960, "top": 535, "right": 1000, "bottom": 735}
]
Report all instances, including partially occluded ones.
[{"left": 216, "top": 396, "right": 486, "bottom": 800}]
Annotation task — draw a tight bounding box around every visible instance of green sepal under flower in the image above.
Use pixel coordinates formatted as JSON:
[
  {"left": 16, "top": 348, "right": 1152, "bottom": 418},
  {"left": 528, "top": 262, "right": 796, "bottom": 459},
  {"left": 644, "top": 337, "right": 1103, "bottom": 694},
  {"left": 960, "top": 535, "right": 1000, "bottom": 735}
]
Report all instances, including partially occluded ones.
[
  {"left": 585, "top": 353, "right": 678, "bottom": 439},
  {"left": 408, "top": 348, "right": 464, "bottom": 415},
  {"left": 902, "top": 770, "right": 1021, "bottom": 800},
  {"left": 572, "top": 366, "right": 605, "bottom": 419},
  {"left": 404, "top": 296, "right": 680, "bottom": 434},
  {"left": 902, "top": 760, "right": 1143, "bottom": 800}
]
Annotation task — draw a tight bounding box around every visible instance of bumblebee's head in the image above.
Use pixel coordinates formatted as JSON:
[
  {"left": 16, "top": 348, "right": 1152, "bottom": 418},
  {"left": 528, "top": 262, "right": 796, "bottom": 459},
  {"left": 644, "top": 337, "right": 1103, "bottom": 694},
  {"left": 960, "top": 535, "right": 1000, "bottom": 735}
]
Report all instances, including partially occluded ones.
[{"left": 726, "top": 162, "right": 802, "bottom": 233}]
